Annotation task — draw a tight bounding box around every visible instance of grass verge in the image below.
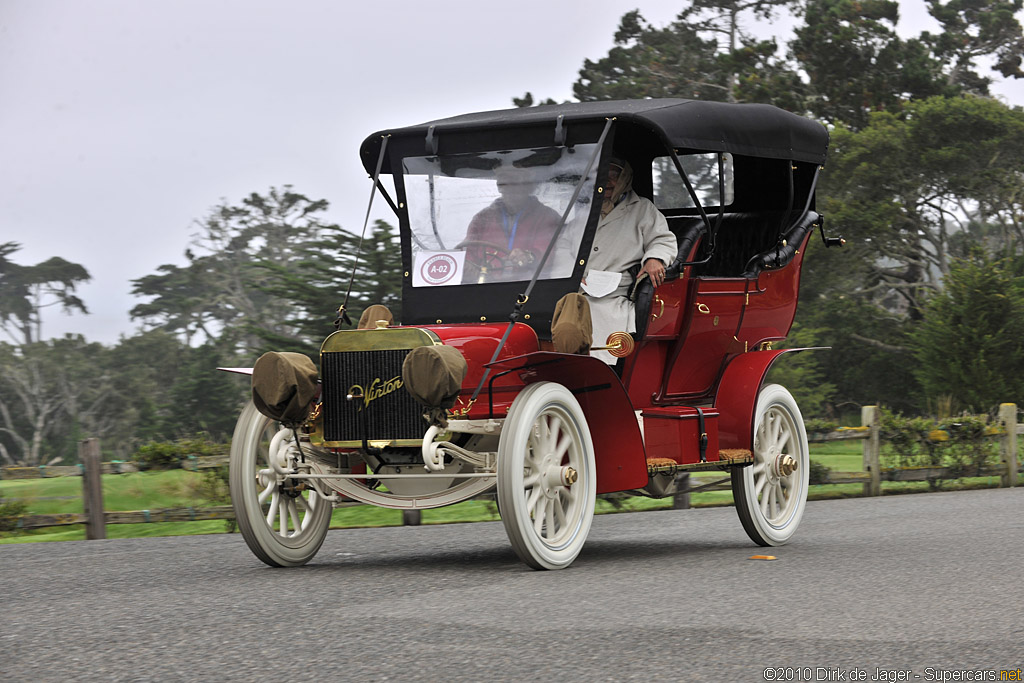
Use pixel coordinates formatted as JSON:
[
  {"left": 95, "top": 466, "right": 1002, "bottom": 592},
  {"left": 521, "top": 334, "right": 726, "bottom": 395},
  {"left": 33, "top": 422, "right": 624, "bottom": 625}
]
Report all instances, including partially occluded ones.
[{"left": 1, "top": 443, "right": 1013, "bottom": 544}]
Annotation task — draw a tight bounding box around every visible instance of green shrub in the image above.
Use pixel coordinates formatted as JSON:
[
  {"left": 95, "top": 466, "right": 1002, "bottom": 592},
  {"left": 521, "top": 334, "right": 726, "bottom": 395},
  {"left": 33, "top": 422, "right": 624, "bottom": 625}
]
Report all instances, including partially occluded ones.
[
  {"left": 0, "top": 497, "right": 29, "bottom": 532},
  {"left": 132, "top": 434, "right": 228, "bottom": 470},
  {"left": 804, "top": 418, "right": 840, "bottom": 435},
  {"left": 879, "top": 408, "right": 998, "bottom": 489},
  {"left": 808, "top": 459, "right": 832, "bottom": 485},
  {"left": 937, "top": 417, "right": 999, "bottom": 478},
  {"left": 132, "top": 441, "right": 182, "bottom": 470},
  {"left": 195, "top": 465, "right": 235, "bottom": 533}
]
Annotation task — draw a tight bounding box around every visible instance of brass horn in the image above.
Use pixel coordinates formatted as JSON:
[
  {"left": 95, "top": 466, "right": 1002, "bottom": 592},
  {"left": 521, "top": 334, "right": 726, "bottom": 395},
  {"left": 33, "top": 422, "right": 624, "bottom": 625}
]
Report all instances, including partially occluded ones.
[{"left": 592, "top": 331, "right": 635, "bottom": 358}]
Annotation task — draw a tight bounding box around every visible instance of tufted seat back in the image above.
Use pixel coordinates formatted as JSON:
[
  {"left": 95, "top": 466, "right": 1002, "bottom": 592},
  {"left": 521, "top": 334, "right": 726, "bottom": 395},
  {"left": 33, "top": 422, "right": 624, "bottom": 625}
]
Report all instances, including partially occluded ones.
[{"left": 663, "top": 211, "right": 819, "bottom": 278}]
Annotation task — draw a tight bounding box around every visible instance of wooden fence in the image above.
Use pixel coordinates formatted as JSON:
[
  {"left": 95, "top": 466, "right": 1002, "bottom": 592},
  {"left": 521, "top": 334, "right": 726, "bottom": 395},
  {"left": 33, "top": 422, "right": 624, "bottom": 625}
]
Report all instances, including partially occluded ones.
[
  {"left": 2, "top": 405, "right": 1020, "bottom": 536},
  {"left": 2, "top": 438, "right": 237, "bottom": 538},
  {"left": 672, "top": 403, "right": 1020, "bottom": 506},
  {"left": 813, "top": 403, "right": 1019, "bottom": 495}
]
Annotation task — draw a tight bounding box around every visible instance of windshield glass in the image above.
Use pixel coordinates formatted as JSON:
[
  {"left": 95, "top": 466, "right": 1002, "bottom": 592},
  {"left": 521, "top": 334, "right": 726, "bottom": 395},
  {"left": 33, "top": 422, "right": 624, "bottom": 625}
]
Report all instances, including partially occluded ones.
[{"left": 402, "top": 144, "right": 598, "bottom": 287}]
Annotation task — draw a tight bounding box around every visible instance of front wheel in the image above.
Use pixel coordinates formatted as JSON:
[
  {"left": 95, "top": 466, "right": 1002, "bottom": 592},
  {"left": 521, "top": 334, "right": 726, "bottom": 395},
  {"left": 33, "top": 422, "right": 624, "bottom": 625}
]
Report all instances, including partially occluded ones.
[
  {"left": 229, "top": 401, "right": 332, "bottom": 567},
  {"left": 497, "top": 382, "right": 597, "bottom": 570},
  {"left": 731, "top": 384, "right": 810, "bottom": 546}
]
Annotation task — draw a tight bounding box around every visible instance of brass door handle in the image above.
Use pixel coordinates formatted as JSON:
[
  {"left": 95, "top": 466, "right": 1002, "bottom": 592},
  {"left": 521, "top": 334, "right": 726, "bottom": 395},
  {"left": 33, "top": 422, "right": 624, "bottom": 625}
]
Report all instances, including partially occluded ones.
[
  {"left": 696, "top": 302, "right": 710, "bottom": 314},
  {"left": 652, "top": 296, "right": 665, "bottom": 320}
]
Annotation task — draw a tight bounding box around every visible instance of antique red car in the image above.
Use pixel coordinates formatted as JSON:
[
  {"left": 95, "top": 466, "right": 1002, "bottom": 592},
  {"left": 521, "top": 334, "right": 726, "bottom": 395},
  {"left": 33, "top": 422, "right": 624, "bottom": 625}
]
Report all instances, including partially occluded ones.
[{"left": 228, "top": 98, "right": 840, "bottom": 570}]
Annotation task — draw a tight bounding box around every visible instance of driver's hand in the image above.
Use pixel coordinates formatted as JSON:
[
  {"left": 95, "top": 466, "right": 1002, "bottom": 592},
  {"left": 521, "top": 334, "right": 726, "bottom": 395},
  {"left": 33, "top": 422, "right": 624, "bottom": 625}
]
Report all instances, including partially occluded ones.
[
  {"left": 640, "top": 258, "right": 666, "bottom": 287},
  {"left": 508, "top": 248, "right": 535, "bottom": 269}
]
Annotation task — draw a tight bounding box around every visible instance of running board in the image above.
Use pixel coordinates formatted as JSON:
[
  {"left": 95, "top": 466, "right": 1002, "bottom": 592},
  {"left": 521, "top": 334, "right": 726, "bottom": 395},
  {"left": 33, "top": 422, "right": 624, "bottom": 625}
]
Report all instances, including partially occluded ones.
[{"left": 646, "top": 449, "right": 753, "bottom": 475}]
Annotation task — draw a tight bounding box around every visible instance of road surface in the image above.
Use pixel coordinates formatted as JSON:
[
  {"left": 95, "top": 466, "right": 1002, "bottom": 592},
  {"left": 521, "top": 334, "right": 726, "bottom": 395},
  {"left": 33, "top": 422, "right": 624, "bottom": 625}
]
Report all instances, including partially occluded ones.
[{"left": 2, "top": 488, "right": 1022, "bottom": 681}]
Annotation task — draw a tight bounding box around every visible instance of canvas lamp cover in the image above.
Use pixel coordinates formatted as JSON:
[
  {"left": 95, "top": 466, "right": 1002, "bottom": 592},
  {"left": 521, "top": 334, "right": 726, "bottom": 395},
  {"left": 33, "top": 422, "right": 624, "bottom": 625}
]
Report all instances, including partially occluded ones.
[{"left": 412, "top": 250, "right": 466, "bottom": 287}]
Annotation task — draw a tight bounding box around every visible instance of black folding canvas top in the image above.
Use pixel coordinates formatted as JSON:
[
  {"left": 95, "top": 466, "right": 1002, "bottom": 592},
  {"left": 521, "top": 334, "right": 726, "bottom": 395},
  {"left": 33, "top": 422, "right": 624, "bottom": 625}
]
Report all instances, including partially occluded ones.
[
  {"left": 355, "top": 98, "right": 828, "bottom": 337},
  {"left": 361, "top": 99, "right": 829, "bottom": 174}
]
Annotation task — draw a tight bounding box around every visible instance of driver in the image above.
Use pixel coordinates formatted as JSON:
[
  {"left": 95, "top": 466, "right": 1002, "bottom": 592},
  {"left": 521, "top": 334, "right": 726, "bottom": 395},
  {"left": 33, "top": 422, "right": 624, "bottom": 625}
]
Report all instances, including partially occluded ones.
[{"left": 460, "top": 166, "right": 562, "bottom": 283}]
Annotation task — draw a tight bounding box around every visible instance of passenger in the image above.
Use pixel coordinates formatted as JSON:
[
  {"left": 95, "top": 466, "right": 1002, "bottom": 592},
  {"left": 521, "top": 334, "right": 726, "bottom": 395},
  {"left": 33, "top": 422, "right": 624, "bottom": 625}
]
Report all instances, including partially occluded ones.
[
  {"left": 460, "top": 167, "right": 562, "bottom": 283},
  {"left": 584, "top": 157, "right": 677, "bottom": 364}
]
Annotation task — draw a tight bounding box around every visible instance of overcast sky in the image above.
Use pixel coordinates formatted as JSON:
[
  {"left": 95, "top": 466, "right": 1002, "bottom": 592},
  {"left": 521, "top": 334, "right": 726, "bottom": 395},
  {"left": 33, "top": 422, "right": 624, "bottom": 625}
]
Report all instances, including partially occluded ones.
[{"left": 2, "top": 0, "right": 1022, "bottom": 346}]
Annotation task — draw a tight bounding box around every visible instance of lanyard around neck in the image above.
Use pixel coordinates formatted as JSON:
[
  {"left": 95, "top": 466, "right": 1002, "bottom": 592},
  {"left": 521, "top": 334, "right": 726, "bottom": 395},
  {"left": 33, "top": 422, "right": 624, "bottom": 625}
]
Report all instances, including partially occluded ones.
[{"left": 501, "top": 207, "right": 523, "bottom": 250}]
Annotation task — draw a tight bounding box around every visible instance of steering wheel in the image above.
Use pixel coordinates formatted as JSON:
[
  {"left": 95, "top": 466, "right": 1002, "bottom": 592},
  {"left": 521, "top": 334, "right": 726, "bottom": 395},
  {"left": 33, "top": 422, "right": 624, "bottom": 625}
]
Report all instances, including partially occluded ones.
[{"left": 456, "top": 239, "right": 510, "bottom": 272}]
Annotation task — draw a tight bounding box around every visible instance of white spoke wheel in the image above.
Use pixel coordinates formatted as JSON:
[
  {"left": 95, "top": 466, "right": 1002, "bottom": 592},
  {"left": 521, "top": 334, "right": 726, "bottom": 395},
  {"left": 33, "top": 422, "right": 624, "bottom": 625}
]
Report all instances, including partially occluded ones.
[
  {"left": 229, "top": 401, "right": 332, "bottom": 567},
  {"left": 497, "top": 382, "right": 596, "bottom": 570},
  {"left": 731, "top": 384, "right": 809, "bottom": 546}
]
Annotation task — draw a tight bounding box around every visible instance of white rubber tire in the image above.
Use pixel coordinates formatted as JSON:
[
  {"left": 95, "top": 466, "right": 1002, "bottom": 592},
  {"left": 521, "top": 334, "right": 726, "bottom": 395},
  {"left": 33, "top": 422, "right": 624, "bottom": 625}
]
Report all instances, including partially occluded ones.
[
  {"left": 731, "top": 384, "right": 810, "bottom": 546},
  {"left": 497, "top": 382, "right": 596, "bottom": 570}
]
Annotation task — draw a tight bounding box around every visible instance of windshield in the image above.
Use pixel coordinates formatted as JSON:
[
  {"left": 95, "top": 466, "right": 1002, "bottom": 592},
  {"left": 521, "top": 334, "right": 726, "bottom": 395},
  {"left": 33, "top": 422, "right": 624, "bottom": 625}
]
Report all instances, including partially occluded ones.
[{"left": 402, "top": 144, "right": 598, "bottom": 287}]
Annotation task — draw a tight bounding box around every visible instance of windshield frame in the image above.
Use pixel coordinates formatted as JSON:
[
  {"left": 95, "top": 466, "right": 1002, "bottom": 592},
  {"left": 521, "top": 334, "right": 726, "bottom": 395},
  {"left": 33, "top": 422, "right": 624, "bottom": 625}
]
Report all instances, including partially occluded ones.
[{"left": 402, "top": 144, "right": 599, "bottom": 287}]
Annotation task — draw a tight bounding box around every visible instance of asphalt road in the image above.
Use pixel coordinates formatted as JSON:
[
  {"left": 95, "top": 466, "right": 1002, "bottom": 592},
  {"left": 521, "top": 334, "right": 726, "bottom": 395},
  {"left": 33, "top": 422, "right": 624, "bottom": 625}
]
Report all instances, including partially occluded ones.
[{"left": 2, "top": 488, "right": 1022, "bottom": 682}]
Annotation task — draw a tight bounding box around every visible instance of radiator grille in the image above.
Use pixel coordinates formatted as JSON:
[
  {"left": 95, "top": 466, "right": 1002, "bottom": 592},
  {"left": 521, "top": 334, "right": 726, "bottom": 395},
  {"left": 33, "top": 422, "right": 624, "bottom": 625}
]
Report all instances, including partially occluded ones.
[{"left": 321, "top": 349, "right": 428, "bottom": 442}]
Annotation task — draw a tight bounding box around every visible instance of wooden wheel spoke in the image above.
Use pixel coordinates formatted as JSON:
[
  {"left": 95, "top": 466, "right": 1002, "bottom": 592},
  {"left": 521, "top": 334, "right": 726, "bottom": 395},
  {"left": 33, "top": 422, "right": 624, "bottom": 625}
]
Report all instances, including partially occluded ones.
[
  {"left": 533, "top": 499, "right": 547, "bottom": 535},
  {"left": 561, "top": 485, "right": 577, "bottom": 505},
  {"left": 554, "top": 491, "right": 567, "bottom": 528},
  {"left": 771, "top": 412, "right": 784, "bottom": 445},
  {"left": 554, "top": 432, "right": 572, "bottom": 462},
  {"left": 258, "top": 479, "right": 275, "bottom": 505},
  {"left": 526, "top": 485, "right": 542, "bottom": 517},
  {"left": 266, "top": 491, "right": 280, "bottom": 526},
  {"left": 278, "top": 500, "right": 289, "bottom": 537},
  {"left": 538, "top": 415, "right": 553, "bottom": 447},
  {"left": 778, "top": 428, "right": 792, "bottom": 453},
  {"left": 754, "top": 473, "right": 767, "bottom": 497}
]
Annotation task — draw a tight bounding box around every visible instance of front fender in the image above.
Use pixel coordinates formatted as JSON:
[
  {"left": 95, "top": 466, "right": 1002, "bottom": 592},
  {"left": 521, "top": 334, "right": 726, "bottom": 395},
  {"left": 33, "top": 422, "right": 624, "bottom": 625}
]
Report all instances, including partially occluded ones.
[
  {"left": 485, "top": 352, "right": 647, "bottom": 494},
  {"left": 715, "top": 348, "right": 827, "bottom": 451},
  {"left": 216, "top": 367, "right": 254, "bottom": 375}
]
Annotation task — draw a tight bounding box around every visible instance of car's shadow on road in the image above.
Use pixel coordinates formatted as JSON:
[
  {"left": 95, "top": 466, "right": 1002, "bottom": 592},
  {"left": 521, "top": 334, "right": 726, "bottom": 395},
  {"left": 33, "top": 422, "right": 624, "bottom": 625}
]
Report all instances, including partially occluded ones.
[{"left": 263, "top": 532, "right": 759, "bottom": 575}]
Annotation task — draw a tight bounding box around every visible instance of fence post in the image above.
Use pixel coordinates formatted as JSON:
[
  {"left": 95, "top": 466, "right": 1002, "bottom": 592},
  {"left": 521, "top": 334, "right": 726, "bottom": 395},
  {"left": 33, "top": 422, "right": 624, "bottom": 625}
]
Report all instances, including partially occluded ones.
[
  {"left": 672, "top": 473, "right": 691, "bottom": 510},
  {"left": 999, "top": 403, "right": 1018, "bottom": 488},
  {"left": 80, "top": 438, "right": 106, "bottom": 540},
  {"left": 862, "top": 406, "right": 881, "bottom": 497},
  {"left": 402, "top": 509, "right": 422, "bottom": 526}
]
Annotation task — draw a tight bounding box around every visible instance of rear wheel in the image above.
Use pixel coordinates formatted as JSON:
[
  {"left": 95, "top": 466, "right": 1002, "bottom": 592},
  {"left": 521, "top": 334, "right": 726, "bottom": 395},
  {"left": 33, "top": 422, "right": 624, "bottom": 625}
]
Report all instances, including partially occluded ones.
[
  {"left": 497, "top": 382, "right": 596, "bottom": 570},
  {"left": 229, "top": 402, "right": 332, "bottom": 567},
  {"left": 731, "top": 384, "right": 809, "bottom": 546}
]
